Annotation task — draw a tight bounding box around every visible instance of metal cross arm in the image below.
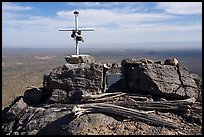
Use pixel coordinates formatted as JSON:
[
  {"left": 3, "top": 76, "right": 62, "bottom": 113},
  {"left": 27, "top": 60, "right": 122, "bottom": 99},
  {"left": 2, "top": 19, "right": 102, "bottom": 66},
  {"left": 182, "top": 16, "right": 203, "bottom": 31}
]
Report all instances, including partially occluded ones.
[
  {"left": 59, "top": 11, "right": 94, "bottom": 55},
  {"left": 59, "top": 28, "right": 94, "bottom": 31}
]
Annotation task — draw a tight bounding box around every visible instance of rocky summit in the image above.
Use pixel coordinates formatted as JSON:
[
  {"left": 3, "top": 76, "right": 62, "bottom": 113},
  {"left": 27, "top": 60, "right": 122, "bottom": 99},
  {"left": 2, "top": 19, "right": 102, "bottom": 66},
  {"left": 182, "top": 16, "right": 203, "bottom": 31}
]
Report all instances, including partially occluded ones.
[{"left": 2, "top": 55, "right": 202, "bottom": 135}]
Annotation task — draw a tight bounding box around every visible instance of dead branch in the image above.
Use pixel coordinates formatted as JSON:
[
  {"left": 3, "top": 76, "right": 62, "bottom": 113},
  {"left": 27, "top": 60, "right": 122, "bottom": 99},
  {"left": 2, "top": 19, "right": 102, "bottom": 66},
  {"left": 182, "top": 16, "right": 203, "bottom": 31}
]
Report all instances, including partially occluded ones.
[
  {"left": 72, "top": 103, "right": 178, "bottom": 129},
  {"left": 81, "top": 92, "right": 152, "bottom": 103},
  {"left": 81, "top": 92, "right": 198, "bottom": 112}
]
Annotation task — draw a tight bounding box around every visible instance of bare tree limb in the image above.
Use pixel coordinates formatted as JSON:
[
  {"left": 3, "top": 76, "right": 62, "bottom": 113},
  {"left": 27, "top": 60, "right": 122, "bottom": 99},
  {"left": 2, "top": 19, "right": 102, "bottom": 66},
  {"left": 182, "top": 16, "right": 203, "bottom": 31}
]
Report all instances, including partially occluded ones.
[{"left": 73, "top": 103, "right": 178, "bottom": 129}]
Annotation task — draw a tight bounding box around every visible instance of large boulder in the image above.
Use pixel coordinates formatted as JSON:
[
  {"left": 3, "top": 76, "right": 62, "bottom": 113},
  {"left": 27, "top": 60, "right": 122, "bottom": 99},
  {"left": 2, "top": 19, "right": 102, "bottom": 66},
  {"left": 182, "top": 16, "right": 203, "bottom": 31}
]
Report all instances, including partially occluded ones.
[
  {"left": 23, "top": 88, "right": 43, "bottom": 105},
  {"left": 23, "top": 87, "right": 52, "bottom": 105},
  {"left": 121, "top": 58, "right": 202, "bottom": 100},
  {"left": 46, "top": 63, "right": 104, "bottom": 95}
]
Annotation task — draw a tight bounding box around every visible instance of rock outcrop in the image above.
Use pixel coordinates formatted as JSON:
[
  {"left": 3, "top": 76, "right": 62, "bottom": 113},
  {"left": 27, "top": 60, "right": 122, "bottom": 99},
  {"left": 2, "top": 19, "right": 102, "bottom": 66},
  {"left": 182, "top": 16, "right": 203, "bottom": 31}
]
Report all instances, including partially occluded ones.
[
  {"left": 41, "top": 61, "right": 105, "bottom": 104},
  {"left": 45, "top": 62, "right": 104, "bottom": 96},
  {"left": 2, "top": 56, "right": 202, "bottom": 135},
  {"left": 121, "top": 58, "right": 202, "bottom": 101},
  {"left": 2, "top": 102, "right": 73, "bottom": 135}
]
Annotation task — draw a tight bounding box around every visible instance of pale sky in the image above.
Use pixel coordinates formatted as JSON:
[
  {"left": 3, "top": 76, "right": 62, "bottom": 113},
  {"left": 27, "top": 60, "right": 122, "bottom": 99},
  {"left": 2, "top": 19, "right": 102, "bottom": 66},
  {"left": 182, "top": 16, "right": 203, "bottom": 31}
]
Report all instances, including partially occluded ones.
[{"left": 2, "top": 2, "right": 202, "bottom": 49}]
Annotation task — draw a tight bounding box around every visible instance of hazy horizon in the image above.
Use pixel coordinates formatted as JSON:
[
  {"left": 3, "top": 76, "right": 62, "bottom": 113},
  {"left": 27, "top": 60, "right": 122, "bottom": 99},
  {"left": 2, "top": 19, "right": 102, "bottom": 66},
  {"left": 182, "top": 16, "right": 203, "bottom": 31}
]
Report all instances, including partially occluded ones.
[
  {"left": 2, "top": 45, "right": 202, "bottom": 79},
  {"left": 2, "top": 41, "right": 202, "bottom": 51}
]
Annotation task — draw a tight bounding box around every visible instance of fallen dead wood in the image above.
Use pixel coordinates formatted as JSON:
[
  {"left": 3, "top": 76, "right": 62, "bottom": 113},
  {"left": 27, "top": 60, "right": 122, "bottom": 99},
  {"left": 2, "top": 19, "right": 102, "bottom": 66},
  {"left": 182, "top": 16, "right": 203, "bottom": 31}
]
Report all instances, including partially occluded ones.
[
  {"left": 128, "top": 97, "right": 196, "bottom": 111},
  {"left": 81, "top": 92, "right": 198, "bottom": 112},
  {"left": 74, "top": 92, "right": 200, "bottom": 129},
  {"left": 82, "top": 92, "right": 196, "bottom": 104},
  {"left": 81, "top": 92, "right": 152, "bottom": 103},
  {"left": 72, "top": 103, "right": 178, "bottom": 129},
  {"left": 82, "top": 92, "right": 125, "bottom": 99},
  {"left": 113, "top": 99, "right": 195, "bottom": 112}
]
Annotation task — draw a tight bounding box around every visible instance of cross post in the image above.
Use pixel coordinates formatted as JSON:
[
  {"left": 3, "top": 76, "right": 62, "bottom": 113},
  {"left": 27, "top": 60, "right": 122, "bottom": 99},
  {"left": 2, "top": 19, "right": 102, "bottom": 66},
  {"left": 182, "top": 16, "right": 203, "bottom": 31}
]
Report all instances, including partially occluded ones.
[{"left": 59, "top": 11, "right": 94, "bottom": 55}]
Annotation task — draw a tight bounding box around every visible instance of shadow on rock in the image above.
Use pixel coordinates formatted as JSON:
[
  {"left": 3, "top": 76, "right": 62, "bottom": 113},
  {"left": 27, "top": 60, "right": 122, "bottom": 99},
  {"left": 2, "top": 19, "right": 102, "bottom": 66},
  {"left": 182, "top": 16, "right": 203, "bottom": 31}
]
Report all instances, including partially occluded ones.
[{"left": 37, "top": 112, "right": 75, "bottom": 135}]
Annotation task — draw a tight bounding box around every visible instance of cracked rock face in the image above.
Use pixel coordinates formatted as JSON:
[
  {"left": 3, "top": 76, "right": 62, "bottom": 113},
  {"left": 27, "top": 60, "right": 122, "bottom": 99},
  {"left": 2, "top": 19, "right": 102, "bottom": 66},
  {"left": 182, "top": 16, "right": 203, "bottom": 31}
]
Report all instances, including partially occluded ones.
[
  {"left": 122, "top": 59, "right": 202, "bottom": 100},
  {"left": 47, "top": 63, "right": 104, "bottom": 95}
]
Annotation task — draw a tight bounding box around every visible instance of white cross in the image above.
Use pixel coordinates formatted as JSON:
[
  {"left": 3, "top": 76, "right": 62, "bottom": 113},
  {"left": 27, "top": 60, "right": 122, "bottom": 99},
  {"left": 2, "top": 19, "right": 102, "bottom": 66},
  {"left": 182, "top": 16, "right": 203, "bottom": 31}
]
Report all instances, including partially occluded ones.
[{"left": 59, "top": 11, "right": 94, "bottom": 55}]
